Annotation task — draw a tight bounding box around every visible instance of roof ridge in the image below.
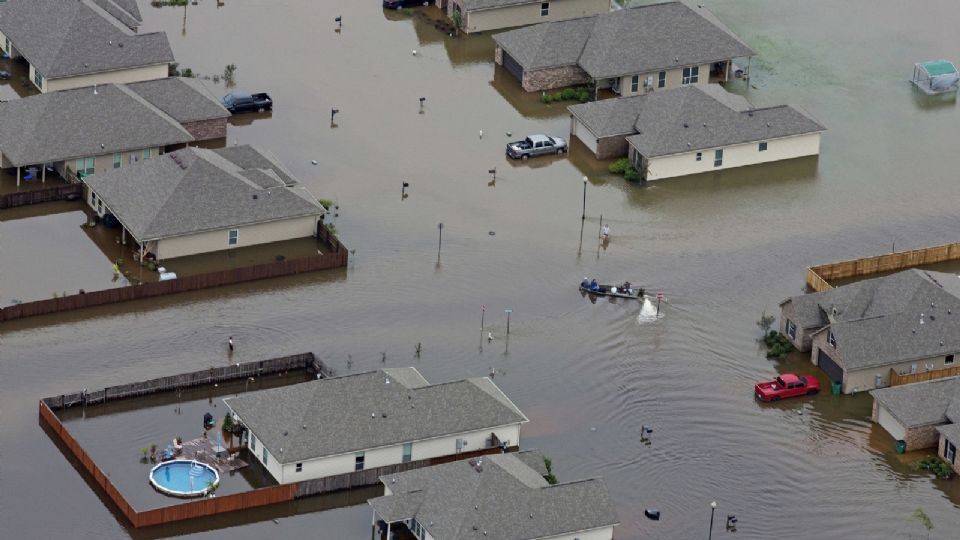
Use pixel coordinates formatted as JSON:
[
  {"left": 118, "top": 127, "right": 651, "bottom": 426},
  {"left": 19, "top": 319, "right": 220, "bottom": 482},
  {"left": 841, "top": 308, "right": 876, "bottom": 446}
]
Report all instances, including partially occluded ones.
[
  {"left": 140, "top": 154, "right": 195, "bottom": 239},
  {"left": 115, "top": 83, "right": 194, "bottom": 139}
]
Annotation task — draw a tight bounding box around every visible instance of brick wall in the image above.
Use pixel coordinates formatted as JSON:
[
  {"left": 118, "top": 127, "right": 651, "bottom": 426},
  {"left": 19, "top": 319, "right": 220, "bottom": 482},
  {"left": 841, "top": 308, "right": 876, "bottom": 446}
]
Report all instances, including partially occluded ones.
[
  {"left": 182, "top": 117, "right": 228, "bottom": 141},
  {"left": 904, "top": 424, "right": 941, "bottom": 451},
  {"left": 495, "top": 46, "right": 503, "bottom": 65},
  {"left": 521, "top": 65, "right": 590, "bottom": 92},
  {"left": 595, "top": 135, "right": 629, "bottom": 160}
]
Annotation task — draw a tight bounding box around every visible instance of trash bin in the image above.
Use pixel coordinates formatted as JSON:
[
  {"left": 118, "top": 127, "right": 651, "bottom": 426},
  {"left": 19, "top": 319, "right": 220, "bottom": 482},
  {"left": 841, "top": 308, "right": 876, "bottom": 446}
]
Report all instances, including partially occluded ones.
[
  {"left": 896, "top": 440, "right": 907, "bottom": 454},
  {"left": 831, "top": 382, "right": 842, "bottom": 396}
]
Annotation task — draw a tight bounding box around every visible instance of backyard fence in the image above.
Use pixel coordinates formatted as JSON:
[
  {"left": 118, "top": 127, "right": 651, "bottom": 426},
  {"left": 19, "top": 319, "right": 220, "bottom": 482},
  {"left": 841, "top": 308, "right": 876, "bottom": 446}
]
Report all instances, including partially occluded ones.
[
  {"left": 806, "top": 242, "right": 960, "bottom": 292},
  {"left": 2, "top": 228, "right": 347, "bottom": 323},
  {"left": 889, "top": 365, "right": 960, "bottom": 387},
  {"left": 0, "top": 184, "right": 83, "bottom": 209}
]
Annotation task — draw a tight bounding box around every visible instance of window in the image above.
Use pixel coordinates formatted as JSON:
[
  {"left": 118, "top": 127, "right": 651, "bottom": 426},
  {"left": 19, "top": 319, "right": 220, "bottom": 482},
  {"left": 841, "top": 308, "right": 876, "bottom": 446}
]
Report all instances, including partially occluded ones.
[
  {"left": 540, "top": 2, "right": 549, "bottom": 16},
  {"left": 682, "top": 66, "right": 699, "bottom": 85},
  {"left": 786, "top": 320, "right": 797, "bottom": 340},
  {"left": 91, "top": 192, "right": 97, "bottom": 206},
  {"left": 631, "top": 74, "right": 639, "bottom": 93},
  {"left": 142, "top": 148, "right": 151, "bottom": 160},
  {"left": 75, "top": 157, "right": 95, "bottom": 177},
  {"left": 828, "top": 330, "right": 836, "bottom": 348},
  {"left": 295, "top": 462, "right": 303, "bottom": 472},
  {"left": 947, "top": 441, "right": 957, "bottom": 464},
  {"left": 33, "top": 69, "right": 43, "bottom": 90},
  {"left": 112, "top": 153, "right": 121, "bottom": 169},
  {"left": 411, "top": 518, "right": 425, "bottom": 539},
  {"left": 713, "top": 149, "right": 723, "bottom": 167},
  {"left": 250, "top": 434, "right": 256, "bottom": 451},
  {"left": 3, "top": 38, "right": 9, "bottom": 55},
  {"left": 402, "top": 443, "right": 413, "bottom": 463},
  {"left": 228, "top": 229, "right": 239, "bottom": 245},
  {"left": 759, "top": 141, "right": 768, "bottom": 152},
  {"left": 947, "top": 354, "right": 955, "bottom": 365},
  {"left": 355, "top": 451, "right": 365, "bottom": 471},
  {"left": 695, "top": 152, "right": 702, "bottom": 162},
  {"left": 262, "top": 447, "right": 268, "bottom": 465},
  {"left": 658, "top": 70, "right": 666, "bottom": 88}
]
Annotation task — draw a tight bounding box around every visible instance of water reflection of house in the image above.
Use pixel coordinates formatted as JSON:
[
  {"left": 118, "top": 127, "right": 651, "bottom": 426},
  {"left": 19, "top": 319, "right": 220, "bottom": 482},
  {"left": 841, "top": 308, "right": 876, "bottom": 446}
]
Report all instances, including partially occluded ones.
[
  {"left": 83, "top": 145, "right": 325, "bottom": 261},
  {"left": 781, "top": 269, "right": 960, "bottom": 395},
  {"left": 369, "top": 450, "right": 618, "bottom": 540},
  {"left": 0, "top": 79, "right": 228, "bottom": 188},
  {"left": 442, "top": 0, "right": 610, "bottom": 35},
  {"left": 871, "top": 378, "right": 960, "bottom": 470},
  {"left": 223, "top": 368, "right": 528, "bottom": 486},
  {"left": 493, "top": 2, "right": 753, "bottom": 94},
  {"left": 0, "top": 0, "right": 173, "bottom": 93}
]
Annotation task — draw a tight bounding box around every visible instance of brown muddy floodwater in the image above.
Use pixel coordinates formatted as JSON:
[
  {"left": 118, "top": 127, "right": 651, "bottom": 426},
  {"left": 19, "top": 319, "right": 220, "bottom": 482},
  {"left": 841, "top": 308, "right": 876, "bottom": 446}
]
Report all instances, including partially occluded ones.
[{"left": 3, "top": 0, "right": 960, "bottom": 538}]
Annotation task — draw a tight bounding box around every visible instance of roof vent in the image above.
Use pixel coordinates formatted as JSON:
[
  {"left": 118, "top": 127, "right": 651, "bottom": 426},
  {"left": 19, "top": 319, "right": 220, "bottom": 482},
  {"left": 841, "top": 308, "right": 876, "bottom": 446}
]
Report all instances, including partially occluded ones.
[
  {"left": 474, "top": 505, "right": 479, "bottom": 510},
  {"left": 108, "top": 40, "right": 113, "bottom": 45},
  {"left": 100, "top": 143, "right": 105, "bottom": 149},
  {"left": 529, "top": 513, "right": 534, "bottom": 519},
  {"left": 283, "top": 430, "right": 288, "bottom": 436},
  {"left": 920, "top": 313, "right": 925, "bottom": 324},
  {"left": 302, "top": 424, "right": 307, "bottom": 429},
  {"left": 703, "top": 123, "right": 707, "bottom": 127},
  {"left": 118, "top": 42, "right": 123, "bottom": 48},
  {"left": 941, "top": 340, "right": 945, "bottom": 346},
  {"left": 674, "top": 56, "right": 679, "bottom": 62},
  {"left": 682, "top": 123, "right": 689, "bottom": 128},
  {"left": 766, "top": 122, "right": 771, "bottom": 127},
  {"left": 371, "top": 413, "right": 375, "bottom": 418},
  {"left": 748, "top": 111, "right": 754, "bottom": 117},
  {"left": 382, "top": 412, "right": 387, "bottom": 418},
  {"left": 252, "top": 194, "right": 258, "bottom": 200}
]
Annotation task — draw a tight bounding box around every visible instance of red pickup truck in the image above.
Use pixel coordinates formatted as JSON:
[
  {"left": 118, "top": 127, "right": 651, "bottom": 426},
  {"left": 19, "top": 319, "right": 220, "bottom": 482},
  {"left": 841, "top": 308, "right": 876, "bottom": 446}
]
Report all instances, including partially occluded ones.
[{"left": 754, "top": 373, "right": 820, "bottom": 402}]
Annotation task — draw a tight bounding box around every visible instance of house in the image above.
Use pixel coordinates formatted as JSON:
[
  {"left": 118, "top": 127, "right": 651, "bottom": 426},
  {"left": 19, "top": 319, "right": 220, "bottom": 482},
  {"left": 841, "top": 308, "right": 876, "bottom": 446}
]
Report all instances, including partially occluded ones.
[
  {"left": 493, "top": 2, "right": 753, "bottom": 93},
  {"left": 870, "top": 377, "right": 960, "bottom": 452},
  {"left": 223, "top": 368, "right": 528, "bottom": 485},
  {"left": 444, "top": 0, "right": 610, "bottom": 35},
  {"left": 0, "top": 0, "right": 173, "bottom": 93},
  {"left": 83, "top": 145, "right": 325, "bottom": 261},
  {"left": 0, "top": 80, "right": 229, "bottom": 186},
  {"left": 369, "top": 450, "right": 618, "bottom": 540},
  {"left": 780, "top": 269, "right": 960, "bottom": 394}
]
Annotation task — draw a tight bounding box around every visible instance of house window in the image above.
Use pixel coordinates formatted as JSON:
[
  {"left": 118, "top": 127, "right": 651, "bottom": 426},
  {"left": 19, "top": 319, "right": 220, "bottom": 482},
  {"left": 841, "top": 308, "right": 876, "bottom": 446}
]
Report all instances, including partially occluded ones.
[
  {"left": 262, "top": 447, "right": 268, "bottom": 465},
  {"left": 786, "top": 319, "right": 797, "bottom": 340},
  {"left": 695, "top": 152, "right": 702, "bottom": 161},
  {"left": 411, "top": 518, "right": 425, "bottom": 539},
  {"left": 947, "top": 354, "right": 955, "bottom": 365},
  {"left": 540, "top": 2, "right": 549, "bottom": 16},
  {"left": 682, "top": 66, "right": 699, "bottom": 85},
  {"left": 91, "top": 192, "right": 97, "bottom": 206},
  {"left": 713, "top": 149, "right": 723, "bottom": 167},
  {"left": 33, "top": 69, "right": 43, "bottom": 90},
  {"left": 112, "top": 153, "right": 121, "bottom": 169},
  {"left": 295, "top": 462, "right": 303, "bottom": 472},
  {"left": 402, "top": 443, "right": 413, "bottom": 464},
  {"left": 631, "top": 75, "right": 639, "bottom": 93},
  {"left": 355, "top": 451, "right": 365, "bottom": 471},
  {"left": 759, "top": 142, "right": 768, "bottom": 152},
  {"left": 250, "top": 434, "right": 256, "bottom": 451},
  {"left": 228, "top": 229, "right": 239, "bottom": 245},
  {"left": 828, "top": 330, "right": 836, "bottom": 348},
  {"left": 142, "top": 148, "right": 151, "bottom": 160},
  {"left": 3, "top": 37, "right": 9, "bottom": 54},
  {"left": 947, "top": 441, "right": 957, "bottom": 464},
  {"left": 658, "top": 70, "right": 666, "bottom": 88},
  {"left": 76, "top": 157, "right": 95, "bottom": 177}
]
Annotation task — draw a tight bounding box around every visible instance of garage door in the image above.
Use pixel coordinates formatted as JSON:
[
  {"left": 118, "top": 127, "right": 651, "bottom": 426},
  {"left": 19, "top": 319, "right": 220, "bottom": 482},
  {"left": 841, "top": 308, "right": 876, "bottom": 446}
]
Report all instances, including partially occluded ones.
[
  {"left": 817, "top": 349, "right": 844, "bottom": 383},
  {"left": 502, "top": 51, "right": 524, "bottom": 82},
  {"left": 876, "top": 406, "right": 906, "bottom": 441}
]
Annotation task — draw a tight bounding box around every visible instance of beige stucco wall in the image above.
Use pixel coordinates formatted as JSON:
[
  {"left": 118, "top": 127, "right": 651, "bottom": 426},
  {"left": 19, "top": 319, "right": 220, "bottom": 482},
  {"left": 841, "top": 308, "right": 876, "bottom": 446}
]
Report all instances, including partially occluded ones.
[
  {"left": 72, "top": 147, "right": 162, "bottom": 184},
  {"left": 616, "top": 64, "right": 710, "bottom": 97},
  {"left": 248, "top": 430, "right": 285, "bottom": 482},
  {"left": 571, "top": 116, "right": 599, "bottom": 155},
  {"left": 638, "top": 132, "right": 822, "bottom": 181},
  {"left": 43, "top": 63, "right": 169, "bottom": 93},
  {"left": 156, "top": 215, "right": 319, "bottom": 260},
  {"left": 463, "top": 0, "right": 609, "bottom": 33},
  {"left": 845, "top": 354, "right": 960, "bottom": 394}
]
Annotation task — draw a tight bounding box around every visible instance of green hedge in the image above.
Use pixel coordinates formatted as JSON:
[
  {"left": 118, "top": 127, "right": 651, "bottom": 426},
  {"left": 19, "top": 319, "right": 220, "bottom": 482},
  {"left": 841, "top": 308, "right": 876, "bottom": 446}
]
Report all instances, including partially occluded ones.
[{"left": 542, "top": 87, "right": 591, "bottom": 104}]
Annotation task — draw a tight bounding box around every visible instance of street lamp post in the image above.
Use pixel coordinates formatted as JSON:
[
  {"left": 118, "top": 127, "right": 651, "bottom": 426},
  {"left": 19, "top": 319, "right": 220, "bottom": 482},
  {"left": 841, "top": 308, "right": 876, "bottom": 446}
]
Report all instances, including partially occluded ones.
[
  {"left": 581, "top": 176, "right": 588, "bottom": 220},
  {"left": 708, "top": 501, "right": 717, "bottom": 540},
  {"left": 504, "top": 308, "right": 512, "bottom": 335}
]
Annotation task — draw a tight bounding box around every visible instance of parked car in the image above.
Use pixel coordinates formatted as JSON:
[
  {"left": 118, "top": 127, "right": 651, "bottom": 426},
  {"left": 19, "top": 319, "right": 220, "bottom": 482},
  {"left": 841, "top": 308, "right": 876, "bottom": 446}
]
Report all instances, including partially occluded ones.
[
  {"left": 754, "top": 373, "right": 820, "bottom": 402},
  {"left": 506, "top": 134, "right": 567, "bottom": 159},
  {"left": 221, "top": 91, "right": 273, "bottom": 114},
  {"left": 383, "top": 0, "right": 430, "bottom": 8},
  {"left": 0, "top": 71, "right": 9, "bottom": 80}
]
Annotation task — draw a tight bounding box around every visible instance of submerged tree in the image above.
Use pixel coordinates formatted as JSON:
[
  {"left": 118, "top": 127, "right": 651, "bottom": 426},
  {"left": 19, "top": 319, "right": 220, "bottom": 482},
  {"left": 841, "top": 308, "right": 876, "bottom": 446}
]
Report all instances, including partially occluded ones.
[
  {"left": 223, "top": 64, "right": 237, "bottom": 87},
  {"left": 912, "top": 507, "right": 933, "bottom": 540}
]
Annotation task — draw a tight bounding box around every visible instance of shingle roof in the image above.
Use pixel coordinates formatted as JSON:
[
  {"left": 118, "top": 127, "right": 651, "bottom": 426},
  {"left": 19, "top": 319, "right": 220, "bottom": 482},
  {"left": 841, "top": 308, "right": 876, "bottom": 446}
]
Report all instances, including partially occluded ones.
[
  {"left": 369, "top": 451, "right": 618, "bottom": 540},
  {"left": 0, "top": 83, "right": 193, "bottom": 167},
  {"left": 808, "top": 270, "right": 960, "bottom": 371},
  {"left": 619, "top": 85, "right": 823, "bottom": 157},
  {"left": 125, "top": 78, "right": 230, "bottom": 124},
  {"left": 90, "top": 0, "right": 142, "bottom": 29},
  {"left": 493, "top": 2, "right": 753, "bottom": 79},
  {"left": 870, "top": 377, "right": 960, "bottom": 428},
  {"left": 936, "top": 423, "right": 960, "bottom": 443},
  {"left": 223, "top": 368, "right": 528, "bottom": 463},
  {"left": 83, "top": 145, "right": 324, "bottom": 241},
  {"left": 0, "top": 0, "right": 172, "bottom": 79}
]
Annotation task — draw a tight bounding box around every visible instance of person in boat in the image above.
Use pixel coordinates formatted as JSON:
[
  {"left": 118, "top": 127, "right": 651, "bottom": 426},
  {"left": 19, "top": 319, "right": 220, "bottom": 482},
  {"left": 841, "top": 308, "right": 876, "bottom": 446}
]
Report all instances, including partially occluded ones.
[
  {"left": 601, "top": 224, "right": 610, "bottom": 239},
  {"left": 581, "top": 277, "right": 590, "bottom": 289},
  {"left": 638, "top": 287, "right": 645, "bottom": 298},
  {"left": 622, "top": 281, "right": 631, "bottom": 293},
  {"left": 590, "top": 279, "right": 599, "bottom": 291}
]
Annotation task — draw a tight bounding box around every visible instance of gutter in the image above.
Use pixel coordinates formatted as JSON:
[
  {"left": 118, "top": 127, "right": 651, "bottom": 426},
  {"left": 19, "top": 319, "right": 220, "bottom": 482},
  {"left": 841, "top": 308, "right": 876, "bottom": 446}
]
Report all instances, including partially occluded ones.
[{"left": 634, "top": 130, "right": 826, "bottom": 160}]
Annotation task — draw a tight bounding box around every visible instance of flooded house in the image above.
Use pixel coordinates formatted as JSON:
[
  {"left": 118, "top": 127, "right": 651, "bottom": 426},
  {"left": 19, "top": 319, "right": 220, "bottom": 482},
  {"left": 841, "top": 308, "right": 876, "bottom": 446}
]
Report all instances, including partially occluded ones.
[
  {"left": 369, "top": 450, "right": 618, "bottom": 540},
  {"left": 492, "top": 1, "right": 753, "bottom": 93},
  {"left": 444, "top": 0, "right": 611, "bottom": 35},
  {"left": 870, "top": 377, "right": 960, "bottom": 457},
  {"left": 0, "top": 0, "right": 173, "bottom": 93},
  {"left": 780, "top": 269, "right": 960, "bottom": 394},
  {"left": 222, "top": 368, "right": 528, "bottom": 486},
  {"left": 0, "top": 80, "right": 228, "bottom": 187},
  {"left": 83, "top": 145, "right": 325, "bottom": 261}
]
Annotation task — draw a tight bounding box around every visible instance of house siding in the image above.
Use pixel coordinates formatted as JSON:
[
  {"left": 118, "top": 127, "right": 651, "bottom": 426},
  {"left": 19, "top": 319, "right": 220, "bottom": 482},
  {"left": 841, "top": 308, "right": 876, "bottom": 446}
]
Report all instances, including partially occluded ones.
[
  {"left": 521, "top": 64, "right": 590, "bottom": 92},
  {"left": 182, "top": 117, "right": 228, "bottom": 141},
  {"left": 845, "top": 354, "right": 960, "bottom": 394},
  {"left": 938, "top": 434, "right": 960, "bottom": 475},
  {"left": 457, "top": 0, "right": 609, "bottom": 33},
  {"left": 779, "top": 301, "right": 821, "bottom": 352},
  {"left": 542, "top": 526, "right": 615, "bottom": 540},
  {"left": 640, "top": 132, "right": 822, "bottom": 181},
  {"left": 570, "top": 116, "right": 599, "bottom": 155},
  {"left": 155, "top": 215, "right": 319, "bottom": 260},
  {"left": 73, "top": 147, "right": 163, "bottom": 185},
  {"left": 616, "top": 64, "right": 710, "bottom": 96},
  {"left": 44, "top": 64, "right": 169, "bottom": 93}
]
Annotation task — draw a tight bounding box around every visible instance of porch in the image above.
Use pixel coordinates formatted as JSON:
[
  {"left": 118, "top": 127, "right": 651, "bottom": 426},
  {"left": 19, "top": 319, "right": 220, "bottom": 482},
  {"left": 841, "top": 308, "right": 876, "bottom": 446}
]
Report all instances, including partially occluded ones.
[
  {"left": 0, "top": 164, "right": 70, "bottom": 194},
  {"left": 371, "top": 514, "right": 418, "bottom": 540}
]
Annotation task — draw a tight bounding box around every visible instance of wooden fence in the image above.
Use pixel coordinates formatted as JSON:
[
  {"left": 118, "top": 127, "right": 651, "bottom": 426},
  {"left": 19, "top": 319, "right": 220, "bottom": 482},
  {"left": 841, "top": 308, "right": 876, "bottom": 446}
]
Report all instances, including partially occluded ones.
[
  {"left": 2, "top": 228, "right": 347, "bottom": 323},
  {"left": 889, "top": 365, "right": 960, "bottom": 387},
  {"left": 806, "top": 242, "right": 960, "bottom": 292},
  {"left": 135, "top": 484, "right": 297, "bottom": 527},
  {"left": 0, "top": 184, "right": 83, "bottom": 209}
]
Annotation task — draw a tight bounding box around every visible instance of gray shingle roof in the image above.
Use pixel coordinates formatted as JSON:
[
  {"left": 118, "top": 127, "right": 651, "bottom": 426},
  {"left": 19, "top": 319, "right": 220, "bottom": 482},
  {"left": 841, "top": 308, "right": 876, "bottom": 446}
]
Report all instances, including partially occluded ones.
[
  {"left": 870, "top": 377, "right": 960, "bottom": 428},
  {"left": 619, "top": 85, "right": 823, "bottom": 157},
  {"left": 936, "top": 423, "right": 960, "bottom": 443},
  {"left": 223, "top": 368, "right": 528, "bottom": 464},
  {"left": 369, "top": 451, "right": 618, "bottom": 540},
  {"left": 83, "top": 145, "right": 324, "bottom": 241},
  {"left": 0, "top": 0, "right": 172, "bottom": 79},
  {"left": 808, "top": 270, "right": 960, "bottom": 371},
  {"left": 213, "top": 145, "right": 299, "bottom": 187},
  {"left": 494, "top": 2, "right": 753, "bottom": 79},
  {"left": 90, "top": 0, "right": 142, "bottom": 29},
  {"left": 125, "top": 78, "right": 230, "bottom": 124},
  {"left": 0, "top": 83, "right": 193, "bottom": 167}
]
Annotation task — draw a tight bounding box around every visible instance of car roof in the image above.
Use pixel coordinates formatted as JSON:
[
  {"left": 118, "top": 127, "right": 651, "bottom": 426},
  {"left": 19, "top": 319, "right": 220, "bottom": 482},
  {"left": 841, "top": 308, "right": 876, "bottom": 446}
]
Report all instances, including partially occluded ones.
[
  {"left": 226, "top": 91, "right": 252, "bottom": 99},
  {"left": 779, "top": 374, "right": 800, "bottom": 383},
  {"left": 527, "top": 134, "right": 552, "bottom": 143}
]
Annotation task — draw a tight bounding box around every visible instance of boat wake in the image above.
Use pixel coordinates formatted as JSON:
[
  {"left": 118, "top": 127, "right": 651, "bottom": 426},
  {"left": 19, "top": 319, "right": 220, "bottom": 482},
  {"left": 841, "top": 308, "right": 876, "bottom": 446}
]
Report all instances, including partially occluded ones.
[{"left": 637, "top": 297, "right": 664, "bottom": 323}]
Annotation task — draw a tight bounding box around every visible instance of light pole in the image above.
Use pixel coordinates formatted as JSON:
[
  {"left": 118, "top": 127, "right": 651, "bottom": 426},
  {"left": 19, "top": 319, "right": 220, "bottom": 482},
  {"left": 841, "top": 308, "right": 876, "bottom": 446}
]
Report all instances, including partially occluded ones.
[
  {"left": 437, "top": 222, "right": 444, "bottom": 262},
  {"left": 504, "top": 308, "right": 512, "bottom": 335},
  {"left": 708, "top": 501, "right": 717, "bottom": 540},
  {"left": 581, "top": 176, "right": 588, "bottom": 220}
]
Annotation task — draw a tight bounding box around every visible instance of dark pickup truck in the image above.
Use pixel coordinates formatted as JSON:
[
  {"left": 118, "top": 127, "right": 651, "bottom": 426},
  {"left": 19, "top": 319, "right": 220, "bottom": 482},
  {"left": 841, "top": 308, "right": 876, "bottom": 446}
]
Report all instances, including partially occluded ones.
[{"left": 221, "top": 91, "right": 273, "bottom": 114}]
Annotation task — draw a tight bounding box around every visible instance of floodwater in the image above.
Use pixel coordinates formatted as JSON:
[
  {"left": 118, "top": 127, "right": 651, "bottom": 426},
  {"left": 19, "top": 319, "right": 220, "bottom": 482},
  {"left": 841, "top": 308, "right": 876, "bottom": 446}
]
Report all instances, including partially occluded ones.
[{"left": 3, "top": 0, "right": 960, "bottom": 538}]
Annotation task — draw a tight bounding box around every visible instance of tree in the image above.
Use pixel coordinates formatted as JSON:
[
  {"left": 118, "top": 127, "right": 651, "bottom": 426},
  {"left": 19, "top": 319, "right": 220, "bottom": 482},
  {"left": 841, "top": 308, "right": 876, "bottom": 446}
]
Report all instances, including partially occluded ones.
[{"left": 756, "top": 310, "right": 775, "bottom": 334}]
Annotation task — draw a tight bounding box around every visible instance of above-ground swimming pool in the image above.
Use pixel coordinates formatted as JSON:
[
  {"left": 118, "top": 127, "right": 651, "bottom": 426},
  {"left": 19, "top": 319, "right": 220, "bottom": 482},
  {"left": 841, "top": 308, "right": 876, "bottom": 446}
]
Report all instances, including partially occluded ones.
[{"left": 149, "top": 460, "right": 219, "bottom": 498}]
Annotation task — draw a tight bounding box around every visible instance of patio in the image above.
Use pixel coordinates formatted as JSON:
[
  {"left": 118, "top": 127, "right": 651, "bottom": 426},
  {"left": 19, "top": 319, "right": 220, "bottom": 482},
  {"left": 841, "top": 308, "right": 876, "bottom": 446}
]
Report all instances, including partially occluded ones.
[{"left": 0, "top": 165, "right": 70, "bottom": 195}]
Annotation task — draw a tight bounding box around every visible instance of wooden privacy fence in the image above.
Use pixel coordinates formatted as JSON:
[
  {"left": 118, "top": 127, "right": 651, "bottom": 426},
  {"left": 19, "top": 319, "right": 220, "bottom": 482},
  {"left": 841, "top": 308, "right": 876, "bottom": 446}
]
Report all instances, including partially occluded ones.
[
  {"left": 890, "top": 365, "right": 960, "bottom": 387},
  {"left": 135, "top": 484, "right": 297, "bottom": 528},
  {"left": 0, "top": 184, "right": 83, "bottom": 209},
  {"left": 2, "top": 231, "right": 347, "bottom": 323},
  {"left": 806, "top": 242, "right": 960, "bottom": 292}
]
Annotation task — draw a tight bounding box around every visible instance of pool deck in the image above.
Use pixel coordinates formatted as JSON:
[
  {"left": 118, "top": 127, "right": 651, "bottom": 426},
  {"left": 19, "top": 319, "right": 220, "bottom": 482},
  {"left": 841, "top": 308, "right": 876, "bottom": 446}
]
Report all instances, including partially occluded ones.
[{"left": 172, "top": 432, "right": 248, "bottom": 475}]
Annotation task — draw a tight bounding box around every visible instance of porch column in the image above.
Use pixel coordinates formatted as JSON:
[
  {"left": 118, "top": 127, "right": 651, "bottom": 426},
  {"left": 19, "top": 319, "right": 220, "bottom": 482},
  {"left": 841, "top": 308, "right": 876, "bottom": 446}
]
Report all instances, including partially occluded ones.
[
  {"left": 386, "top": 522, "right": 391, "bottom": 540},
  {"left": 725, "top": 60, "right": 730, "bottom": 82},
  {"left": 41, "top": 165, "right": 46, "bottom": 184},
  {"left": 121, "top": 228, "right": 126, "bottom": 246},
  {"left": 140, "top": 242, "right": 145, "bottom": 263},
  {"left": 16, "top": 165, "right": 19, "bottom": 187}
]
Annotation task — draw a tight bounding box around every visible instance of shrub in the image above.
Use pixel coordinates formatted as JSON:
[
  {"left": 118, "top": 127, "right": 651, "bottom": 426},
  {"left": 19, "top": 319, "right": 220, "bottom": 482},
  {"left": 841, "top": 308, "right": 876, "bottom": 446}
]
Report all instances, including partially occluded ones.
[
  {"left": 317, "top": 198, "right": 335, "bottom": 209},
  {"left": 623, "top": 167, "right": 640, "bottom": 182},
  {"left": 181, "top": 68, "right": 194, "bottom": 78},
  {"left": 912, "top": 456, "right": 954, "bottom": 479},
  {"left": 576, "top": 89, "right": 591, "bottom": 102},
  {"left": 543, "top": 456, "right": 558, "bottom": 485},
  {"left": 325, "top": 223, "right": 338, "bottom": 235},
  {"left": 757, "top": 311, "right": 776, "bottom": 333},
  {"left": 608, "top": 158, "right": 631, "bottom": 174}
]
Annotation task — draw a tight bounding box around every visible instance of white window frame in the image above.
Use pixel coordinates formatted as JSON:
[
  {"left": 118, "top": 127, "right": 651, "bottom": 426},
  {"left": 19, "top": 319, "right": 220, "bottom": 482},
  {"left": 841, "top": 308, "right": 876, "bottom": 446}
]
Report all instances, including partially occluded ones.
[
  {"left": 786, "top": 319, "right": 797, "bottom": 340},
  {"left": 828, "top": 330, "right": 836, "bottom": 348},
  {"left": 759, "top": 141, "right": 768, "bottom": 152},
  {"left": 682, "top": 66, "right": 699, "bottom": 85},
  {"left": 658, "top": 70, "right": 666, "bottom": 88},
  {"left": 695, "top": 152, "right": 702, "bottom": 162},
  {"left": 295, "top": 462, "right": 303, "bottom": 472},
  {"left": 540, "top": 1, "right": 549, "bottom": 16},
  {"left": 631, "top": 75, "right": 639, "bottom": 93},
  {"left": 143, "top": 148, "right": 151, "bottom": 160},
  {"left": 946, "top": 354, "right": 955, "bottom": 365},
  {"left": 402, "top": 442, "right": 413, "bottom": 463},
  {"left": 112, "top": 152, "right": 122, "bottom": 169},
  {"left": 355, "top": 451, "right": 365, "bottom": 471},
  {"left": 228, "top": 229, "right": 239, "bottom": 245},
  {"left": 33, "top": 69, "right": 43, "bottom": 90},
  {"left": 713, "top": 148, "right": 723, "bottom": 167}
]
